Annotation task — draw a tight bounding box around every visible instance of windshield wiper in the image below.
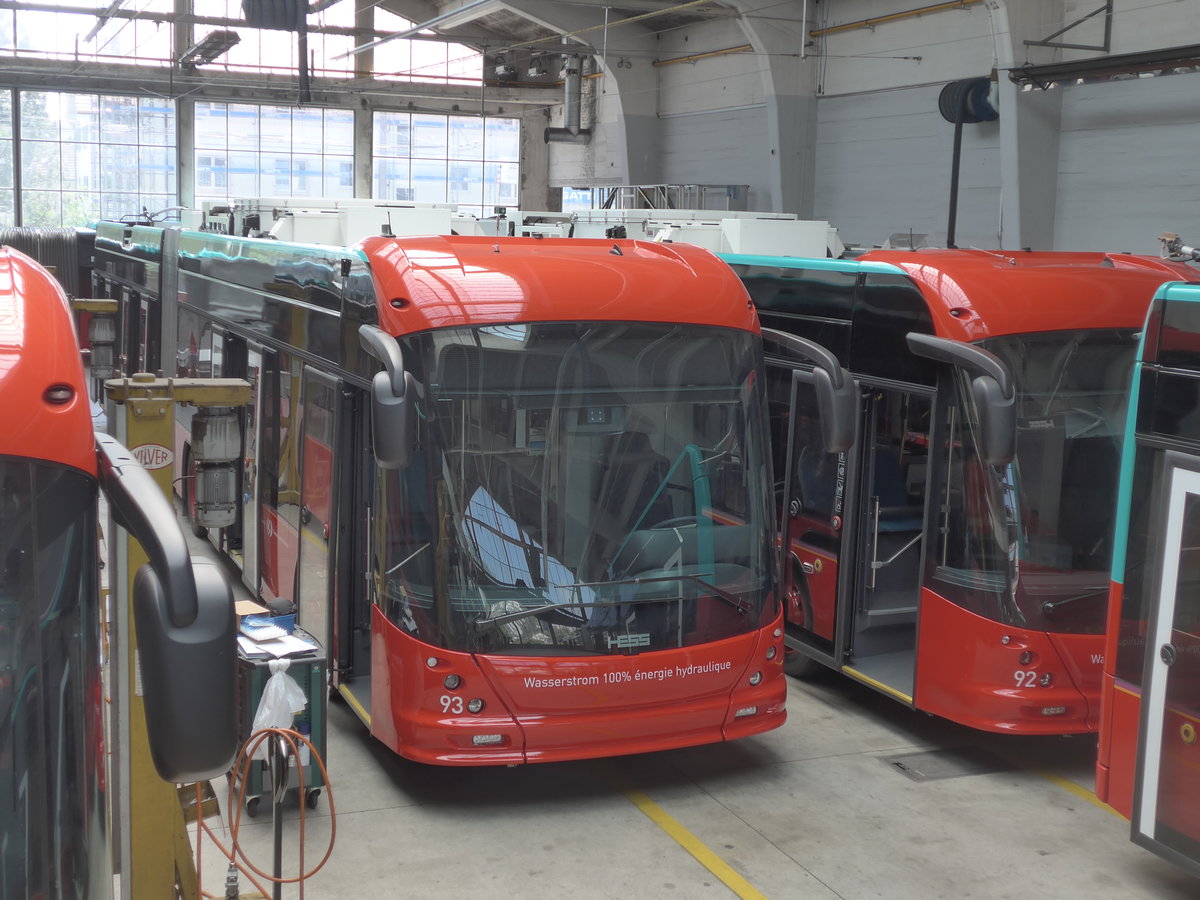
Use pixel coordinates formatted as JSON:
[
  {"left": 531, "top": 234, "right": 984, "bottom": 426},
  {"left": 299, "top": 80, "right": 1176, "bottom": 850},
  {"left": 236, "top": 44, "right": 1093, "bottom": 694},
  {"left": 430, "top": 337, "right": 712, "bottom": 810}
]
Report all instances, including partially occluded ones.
[
  {"left": 1041, "top": 587, "right": 1108, "bottom": 615},
  {"left": 470, "top": 573, "right": 751, "bottom": 636}
]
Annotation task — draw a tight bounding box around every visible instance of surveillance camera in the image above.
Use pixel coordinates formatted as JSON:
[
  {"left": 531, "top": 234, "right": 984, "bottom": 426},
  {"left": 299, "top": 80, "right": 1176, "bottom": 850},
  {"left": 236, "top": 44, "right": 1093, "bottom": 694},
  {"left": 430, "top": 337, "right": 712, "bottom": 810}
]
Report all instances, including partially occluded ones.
[{"left": 495, "top": 64, "right": 517, "bottom": 79}]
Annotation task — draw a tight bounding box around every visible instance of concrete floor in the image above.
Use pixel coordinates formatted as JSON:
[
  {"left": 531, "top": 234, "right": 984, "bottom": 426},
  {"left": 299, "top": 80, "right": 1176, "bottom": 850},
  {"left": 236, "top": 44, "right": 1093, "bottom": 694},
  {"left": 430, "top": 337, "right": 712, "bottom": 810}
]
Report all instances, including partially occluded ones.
[{"left": 189, "top": 665, "right": 1198, "bottom": 900}]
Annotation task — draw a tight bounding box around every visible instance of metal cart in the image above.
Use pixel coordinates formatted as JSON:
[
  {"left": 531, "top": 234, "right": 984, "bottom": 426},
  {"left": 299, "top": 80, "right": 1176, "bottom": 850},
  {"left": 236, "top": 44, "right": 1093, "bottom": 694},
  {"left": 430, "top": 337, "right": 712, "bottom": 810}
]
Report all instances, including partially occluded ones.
[{"left": 234, "top": 632, "right": 327, "bottom": 817}]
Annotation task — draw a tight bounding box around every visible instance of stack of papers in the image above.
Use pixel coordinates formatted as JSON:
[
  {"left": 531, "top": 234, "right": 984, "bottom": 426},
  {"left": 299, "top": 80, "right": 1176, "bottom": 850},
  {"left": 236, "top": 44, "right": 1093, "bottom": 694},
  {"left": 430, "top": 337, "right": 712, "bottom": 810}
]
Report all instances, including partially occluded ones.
[
  {"left": 237, "top": 631, "right": 319, "bottom": 659},
  {"left": 236, "top": 605, "right": 319, "bottom": 658}
]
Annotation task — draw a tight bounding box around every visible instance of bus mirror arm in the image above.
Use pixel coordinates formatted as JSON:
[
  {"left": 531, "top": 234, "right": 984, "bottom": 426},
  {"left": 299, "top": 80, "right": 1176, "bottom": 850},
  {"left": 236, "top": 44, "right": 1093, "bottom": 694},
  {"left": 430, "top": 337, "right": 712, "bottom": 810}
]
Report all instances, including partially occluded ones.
[
  {"left": 96, "top": 432, "right": 197, "bottom": 627},
  {"left": 762, "top": 328, "right": 846, "bottom": 388},
  {"left": 907, "top": 333, "right": 1016, "bottom": 466},
  {"left": 905, "top": 333, "right": 1014, "bottom": 399},
  {"left": 359, "top": 324, "right": 407, "bottom": 397}
]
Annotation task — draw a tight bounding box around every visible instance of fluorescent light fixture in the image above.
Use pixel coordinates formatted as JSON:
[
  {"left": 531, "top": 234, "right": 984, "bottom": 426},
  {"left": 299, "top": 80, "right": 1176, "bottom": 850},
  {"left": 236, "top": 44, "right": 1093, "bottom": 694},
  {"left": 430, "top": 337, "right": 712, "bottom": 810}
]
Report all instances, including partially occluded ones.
[
  {"left": 178, "top": 30, "right": 241, "bottom": 70},
  {"left": 334, "top": 0, "right": 499, "bottom": 59}
]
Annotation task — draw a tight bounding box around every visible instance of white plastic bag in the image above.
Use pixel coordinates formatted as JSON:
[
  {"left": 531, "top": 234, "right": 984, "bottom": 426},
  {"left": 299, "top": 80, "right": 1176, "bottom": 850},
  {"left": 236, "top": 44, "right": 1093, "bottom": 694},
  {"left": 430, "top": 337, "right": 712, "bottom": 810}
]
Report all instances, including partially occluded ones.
[{"left": 251, "top": 659, "right": 307, "bottom": 761}]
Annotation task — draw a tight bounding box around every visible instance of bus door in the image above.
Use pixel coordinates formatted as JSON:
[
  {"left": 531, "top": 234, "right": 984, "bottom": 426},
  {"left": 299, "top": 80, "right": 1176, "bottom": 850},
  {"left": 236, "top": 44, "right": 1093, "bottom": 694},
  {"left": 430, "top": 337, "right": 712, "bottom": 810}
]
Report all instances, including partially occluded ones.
[
  {"left": 780, "top": 368, "right": 855, "bottom": 671},
  {"left": 332, "top": 387, "right": 373, "bottom": 700},
  {"left": 295, "top": 367, "right": 338, "bottom": 647},
  {"left": 1132, "top": 458, "right": 1200, "bottom": 876},
  {"left": 843, "top": 387, "right": 931, "bottom": 701}
]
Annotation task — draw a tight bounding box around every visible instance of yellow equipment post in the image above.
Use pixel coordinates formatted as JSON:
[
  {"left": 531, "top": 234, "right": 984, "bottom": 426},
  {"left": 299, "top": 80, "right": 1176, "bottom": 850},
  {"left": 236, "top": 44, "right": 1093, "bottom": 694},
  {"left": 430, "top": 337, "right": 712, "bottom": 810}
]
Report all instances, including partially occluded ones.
[{"left": 106, "top": 373, "right": 250, "bottom": 900}]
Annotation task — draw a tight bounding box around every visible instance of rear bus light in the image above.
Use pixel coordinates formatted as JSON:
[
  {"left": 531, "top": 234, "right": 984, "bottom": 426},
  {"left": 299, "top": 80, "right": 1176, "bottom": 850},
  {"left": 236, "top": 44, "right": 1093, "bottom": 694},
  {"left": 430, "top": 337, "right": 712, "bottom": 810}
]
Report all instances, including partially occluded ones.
[{"left": 734, "top": 706, "right": 759, "bottom": 718}]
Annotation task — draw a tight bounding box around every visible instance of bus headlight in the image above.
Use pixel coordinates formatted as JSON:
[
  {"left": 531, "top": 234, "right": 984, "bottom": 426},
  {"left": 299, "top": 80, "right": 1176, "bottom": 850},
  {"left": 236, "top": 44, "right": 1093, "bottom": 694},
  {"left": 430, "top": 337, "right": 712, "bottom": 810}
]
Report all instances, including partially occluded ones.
[
  {"left": 443, "top": 674, "right": 461, "bottom": 690},
  {"left": 766, "top": 646, "right": 777, "bottom": 661},
  {"left": 467, "top": 698, "right": 485, "bottom": 714},
  {"left": 749, "top": 671, "right": 762, "bottom": 686}
]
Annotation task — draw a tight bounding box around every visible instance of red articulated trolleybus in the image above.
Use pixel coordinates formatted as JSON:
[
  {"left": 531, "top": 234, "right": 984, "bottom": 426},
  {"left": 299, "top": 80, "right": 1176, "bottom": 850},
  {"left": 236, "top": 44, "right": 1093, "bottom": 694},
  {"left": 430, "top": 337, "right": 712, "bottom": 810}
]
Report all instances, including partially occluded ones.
[
  {"left": 1095, "top": 268, "right": 1200, "bottom": 876},
  {"left": 0, "top": 246, "right": 234, "bottom": 896},
  {"left": 719, "top": 247, "right": 1198, "bottom": 735},
  {"left": 90, "top": 225, "right": 785, "bottom": 765}
]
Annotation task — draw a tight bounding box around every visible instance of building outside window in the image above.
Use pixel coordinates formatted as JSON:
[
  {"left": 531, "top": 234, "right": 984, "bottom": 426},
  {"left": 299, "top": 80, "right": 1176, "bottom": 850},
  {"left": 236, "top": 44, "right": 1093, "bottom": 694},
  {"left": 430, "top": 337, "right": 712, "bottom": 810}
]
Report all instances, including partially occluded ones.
[
  {"left": 374, "top": 112, "right": 519, "bottom": 219},
  {"left": 17, "top": 91, "right": 176, "bottom": 227},
  {"left": 0, "top": 92, "right": 12, "bottom": 226},
  {"left": 193, "top": 103, "right": 354, "bottom": 202}
]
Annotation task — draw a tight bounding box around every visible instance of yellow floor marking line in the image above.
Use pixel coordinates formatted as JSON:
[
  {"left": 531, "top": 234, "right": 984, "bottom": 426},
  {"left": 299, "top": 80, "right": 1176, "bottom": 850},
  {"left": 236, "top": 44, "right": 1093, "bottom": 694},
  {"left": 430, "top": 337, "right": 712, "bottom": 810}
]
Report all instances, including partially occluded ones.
[
  {"left": 622, "top": 786, "right": 770, "bottom": 900},
  {"left": 1030, "top": 767, "right": 1124, "bottom": 818},
  {"left": 337, "top": 684, "right": 371, "bottom": 726}
]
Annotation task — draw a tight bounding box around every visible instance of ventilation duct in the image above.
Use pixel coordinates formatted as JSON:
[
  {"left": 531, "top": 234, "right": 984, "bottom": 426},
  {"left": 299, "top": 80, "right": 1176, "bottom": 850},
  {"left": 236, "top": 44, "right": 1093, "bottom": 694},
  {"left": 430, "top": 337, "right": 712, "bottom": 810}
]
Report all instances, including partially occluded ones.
[{"left": 545, "top": 56, "right": 592, "bottom": 145}]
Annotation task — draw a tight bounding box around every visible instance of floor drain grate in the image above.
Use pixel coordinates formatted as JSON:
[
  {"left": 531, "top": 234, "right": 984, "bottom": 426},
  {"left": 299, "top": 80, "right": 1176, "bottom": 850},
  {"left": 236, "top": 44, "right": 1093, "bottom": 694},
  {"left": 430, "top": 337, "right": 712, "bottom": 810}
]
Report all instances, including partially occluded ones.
[{"left": 881, "top": 746, "right": 1013, "bottom": 782}]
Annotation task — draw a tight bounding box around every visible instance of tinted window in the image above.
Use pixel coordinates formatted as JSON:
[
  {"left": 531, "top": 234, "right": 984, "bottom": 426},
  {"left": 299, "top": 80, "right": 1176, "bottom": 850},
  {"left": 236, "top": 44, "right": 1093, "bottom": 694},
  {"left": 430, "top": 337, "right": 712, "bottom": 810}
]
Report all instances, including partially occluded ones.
[
  {"left": 733, "top": 264, "right": 854, "bottom": 365},
  {"left": 1142, "top": 370, "right": 1200, "bottom": 443},
  {"left": 1156, "top": 299, "right": 1200, "bottom": 370},
  {"left": 849, "top": 273, "right": 936, "bottom": 384}
]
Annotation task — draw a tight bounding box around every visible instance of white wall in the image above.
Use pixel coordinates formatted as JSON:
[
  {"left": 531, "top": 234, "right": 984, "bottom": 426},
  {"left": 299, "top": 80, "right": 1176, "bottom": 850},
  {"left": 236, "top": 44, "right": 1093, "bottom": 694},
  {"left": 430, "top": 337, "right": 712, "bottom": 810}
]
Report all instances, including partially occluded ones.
[
  {"left": 539, "top": 0, "right": 1200, "bottom": 249},
  {"left": 1054, "top": 71, "right": 1200, "bottom": 254},
  {"left": 813, "top": 85, "right": 1002, "bottom": 249}
]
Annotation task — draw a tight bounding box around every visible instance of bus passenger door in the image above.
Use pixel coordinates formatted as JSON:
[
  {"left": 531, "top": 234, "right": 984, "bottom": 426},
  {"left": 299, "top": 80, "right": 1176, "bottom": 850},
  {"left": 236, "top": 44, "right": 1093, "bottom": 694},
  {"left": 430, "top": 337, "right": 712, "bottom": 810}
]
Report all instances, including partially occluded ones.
[
  {"left": 844, "top": 387, "right": 930, "bottom": 702},
  {"left": 779, "top": 369, "right": 854, "bottom": 671},
  {"left": 1132, "top": 460, "right": 1200, "bottom": 877},
  {"left": 295, "top": 368, "right": 338, "bottom": 648}
]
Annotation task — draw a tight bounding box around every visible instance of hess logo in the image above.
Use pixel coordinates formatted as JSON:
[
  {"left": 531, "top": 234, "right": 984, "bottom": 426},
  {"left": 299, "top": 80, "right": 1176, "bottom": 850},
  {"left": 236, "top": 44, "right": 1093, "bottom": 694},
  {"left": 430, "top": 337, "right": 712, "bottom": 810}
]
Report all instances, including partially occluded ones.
[{"left": 606, "top": 633, "right": 650, "bottom": 649}]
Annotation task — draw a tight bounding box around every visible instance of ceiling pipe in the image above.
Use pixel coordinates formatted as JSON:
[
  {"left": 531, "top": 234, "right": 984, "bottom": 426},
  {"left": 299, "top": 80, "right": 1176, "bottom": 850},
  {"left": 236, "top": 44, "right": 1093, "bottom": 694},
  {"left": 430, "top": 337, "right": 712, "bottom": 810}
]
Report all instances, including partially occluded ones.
[
  {"left": 810, "top": 0, "right": 982, "bottom": 38},
  {"left": 545, "top": 55, "right": 592, "bottom": 145}
]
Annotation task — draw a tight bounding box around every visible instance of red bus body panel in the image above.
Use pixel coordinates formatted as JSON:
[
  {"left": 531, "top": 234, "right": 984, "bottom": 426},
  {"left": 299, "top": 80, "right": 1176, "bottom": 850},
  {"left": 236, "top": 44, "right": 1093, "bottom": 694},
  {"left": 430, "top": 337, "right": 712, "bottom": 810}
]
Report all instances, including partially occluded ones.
[
  {"left": 0, "top": 247, "right": 96, "bottom": 475},
  {"left": 860, "top": 249, "right": 1198, "bottom": 341},
  {"left": 362, "top": 234, "right": 761, "bottom": 336},
  {"left": 369, "top": 606, "right": 787, "bottom": 766},
  {"left": 914, "top": 588, "right": 1096, "bottom": 734}
]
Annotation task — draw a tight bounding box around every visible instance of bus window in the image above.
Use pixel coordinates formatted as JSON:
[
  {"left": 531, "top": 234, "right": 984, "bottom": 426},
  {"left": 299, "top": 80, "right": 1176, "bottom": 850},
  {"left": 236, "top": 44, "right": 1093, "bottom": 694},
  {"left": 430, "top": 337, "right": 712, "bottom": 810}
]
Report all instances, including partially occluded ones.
[
  {"left": 850, "top": 274, "right": 936, "bottom": 385},
  {"left": 934, "top": 374, "right": 1016, "bottom": 617},
  {"left": 376, "top": 322, "right": 774, "bottom": 656}
]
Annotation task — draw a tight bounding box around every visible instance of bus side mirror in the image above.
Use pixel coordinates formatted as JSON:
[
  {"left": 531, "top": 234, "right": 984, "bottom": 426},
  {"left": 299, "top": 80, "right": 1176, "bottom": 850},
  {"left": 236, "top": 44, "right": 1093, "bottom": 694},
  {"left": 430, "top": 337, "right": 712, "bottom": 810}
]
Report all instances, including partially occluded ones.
[
  {"left": 812, "top": 365, "right": 857, "bottom": 454},
  {"left": 360, "top": 324, "right": 416, "bottom": 470},
  {"left": 761, "top": 328, "right": 857, "bottom": 454},
  {"left": 133, "top": 560, "right": 238, "bottom": 783},
  {"left": 97, "top": 432, "right": 238, "bottom": 782},
  {"left": 971, "top": 375, "right": 1016, "bottom": 466},
  {"left": 906, "top": 332, "right": 1016, "bottom": 468}
]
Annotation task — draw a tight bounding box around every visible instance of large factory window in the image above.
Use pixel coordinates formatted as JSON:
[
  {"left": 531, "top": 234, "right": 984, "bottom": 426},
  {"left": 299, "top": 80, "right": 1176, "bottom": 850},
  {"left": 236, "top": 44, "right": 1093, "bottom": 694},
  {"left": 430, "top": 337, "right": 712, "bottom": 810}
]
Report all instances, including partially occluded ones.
[
  {"left": 193, "top": 103, "right": 354, "bottom": 203},
  {"left": 15, "top": 91, "right": 176, "bottom": 228},
  {"left": 373, "top": 113, "right": 519, "bottom": 219}
]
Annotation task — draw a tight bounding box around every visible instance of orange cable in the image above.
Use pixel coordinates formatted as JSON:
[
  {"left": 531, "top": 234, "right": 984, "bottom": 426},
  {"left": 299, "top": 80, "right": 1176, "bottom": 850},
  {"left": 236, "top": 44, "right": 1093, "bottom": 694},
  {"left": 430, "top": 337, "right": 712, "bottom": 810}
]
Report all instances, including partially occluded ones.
[{"left": 193, "top": 727, "right": 337, "bottom": 899}]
